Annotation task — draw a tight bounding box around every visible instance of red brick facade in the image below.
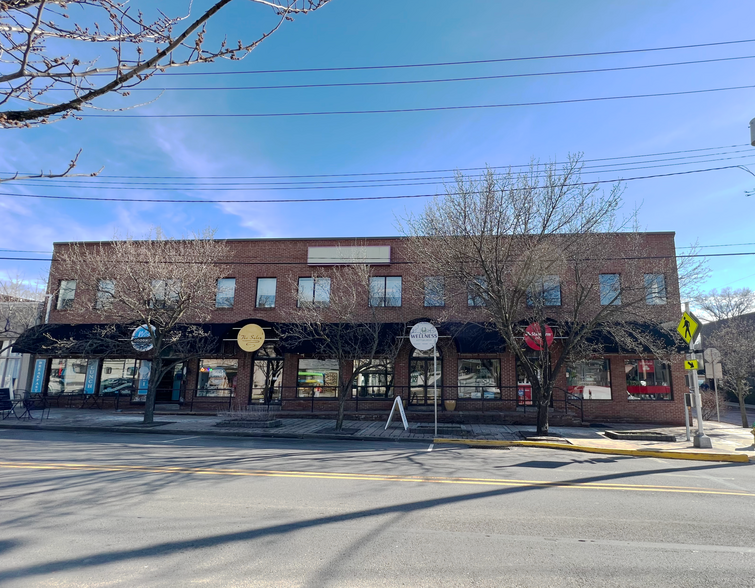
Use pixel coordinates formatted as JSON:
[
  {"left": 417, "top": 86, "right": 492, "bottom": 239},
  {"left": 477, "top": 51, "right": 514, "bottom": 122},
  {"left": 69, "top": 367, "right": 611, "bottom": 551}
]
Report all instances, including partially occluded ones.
[{"left": 40, "top": 234, "right": 687, "bottom": 425}]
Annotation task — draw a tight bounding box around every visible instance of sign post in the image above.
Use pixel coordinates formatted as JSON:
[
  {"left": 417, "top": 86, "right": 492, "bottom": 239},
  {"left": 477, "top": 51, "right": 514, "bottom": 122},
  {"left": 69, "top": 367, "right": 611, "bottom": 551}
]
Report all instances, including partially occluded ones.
[
  {"left": 678, "top": 310, "right": 711, "bottom": 448},
  {"left": 409, "top": 322, "right": 440, "bottom": 437},
  {"left": 703, "top": 347, "right": 722, "bottom": 422}
]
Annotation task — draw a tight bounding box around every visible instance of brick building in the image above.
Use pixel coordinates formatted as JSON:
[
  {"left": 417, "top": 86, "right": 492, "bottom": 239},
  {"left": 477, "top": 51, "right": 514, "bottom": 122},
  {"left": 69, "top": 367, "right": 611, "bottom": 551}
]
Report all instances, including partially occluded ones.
[{"left": 15, "top": 234, "right": 688, "bottom": 425}]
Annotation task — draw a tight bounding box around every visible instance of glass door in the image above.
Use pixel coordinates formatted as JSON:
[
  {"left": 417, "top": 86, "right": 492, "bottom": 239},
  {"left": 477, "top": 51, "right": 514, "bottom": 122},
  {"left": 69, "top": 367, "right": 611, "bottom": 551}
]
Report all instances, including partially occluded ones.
[
  {"left": 409, "top": 347, "right": 442, "bottom": 406},
  {"left": 251, "top": 345, "right": 283, "bottom": 404}
]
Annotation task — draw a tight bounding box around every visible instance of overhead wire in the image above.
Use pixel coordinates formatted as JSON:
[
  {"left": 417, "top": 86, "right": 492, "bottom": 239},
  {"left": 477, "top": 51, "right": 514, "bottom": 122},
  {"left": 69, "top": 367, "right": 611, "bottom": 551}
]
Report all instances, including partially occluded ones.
[
  {"left": 79, "top": 84, "right": 755, "bottom": 119},
  {"left": 0, "top": 165, "right": 751, "bottom": 204}
]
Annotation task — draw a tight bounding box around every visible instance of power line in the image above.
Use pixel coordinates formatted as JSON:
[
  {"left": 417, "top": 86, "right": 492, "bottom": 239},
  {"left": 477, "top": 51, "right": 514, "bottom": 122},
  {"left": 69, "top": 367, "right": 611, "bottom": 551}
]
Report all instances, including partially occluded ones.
[
  {"left": 2, "top": 144, "right": 748, "bottom": 181},
  {"left": 149, "top": 38, "right": 755, "bottom": 76},
  {"left": 11, "top": 153, "right": 755, "bottom": 191},
  {"left": 80, "top": 84, "right": 755, "bottom": 119},
  {"left": 42, "top": 55, "right": 755, "bottom": 92},
  {"left": 0, "top": 165, "right": 749, "bottom": 204}
]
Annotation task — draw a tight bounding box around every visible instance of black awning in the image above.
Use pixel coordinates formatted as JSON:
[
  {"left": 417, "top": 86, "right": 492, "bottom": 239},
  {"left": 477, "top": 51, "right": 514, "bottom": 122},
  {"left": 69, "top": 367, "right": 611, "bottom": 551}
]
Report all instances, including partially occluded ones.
[
  {"left": 277, "top": 322, "right": 406, "bottom": 356},
  {"left": 12, "top": 322, "right": 235, "bottom": 356},
  {"left": 443, "top": 322, "right": 506, "bottom": 354}
]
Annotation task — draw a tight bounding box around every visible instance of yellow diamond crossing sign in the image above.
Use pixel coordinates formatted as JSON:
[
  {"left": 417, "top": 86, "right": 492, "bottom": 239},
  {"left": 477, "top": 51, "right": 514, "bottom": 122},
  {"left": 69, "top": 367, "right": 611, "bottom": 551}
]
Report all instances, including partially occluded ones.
[
  {"left": 684, "top": 359, "right": 699, "bottom": 370},
  {"left": 677, "top": 312, "right": 700, "bottom": 344}
]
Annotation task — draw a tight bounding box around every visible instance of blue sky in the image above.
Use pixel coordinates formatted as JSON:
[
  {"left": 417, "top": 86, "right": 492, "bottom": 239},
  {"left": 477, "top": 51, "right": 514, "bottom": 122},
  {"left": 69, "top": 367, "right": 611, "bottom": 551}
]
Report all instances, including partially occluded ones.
[{"left": 2, "top": 0, "right": 755, "bottom": 296}]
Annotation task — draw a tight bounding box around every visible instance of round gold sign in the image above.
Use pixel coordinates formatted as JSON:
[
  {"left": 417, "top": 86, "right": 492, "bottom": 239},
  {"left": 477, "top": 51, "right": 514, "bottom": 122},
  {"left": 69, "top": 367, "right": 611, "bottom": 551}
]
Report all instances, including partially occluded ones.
[{"left": 237, "top": 323, "right": 265, "bottom": 352}]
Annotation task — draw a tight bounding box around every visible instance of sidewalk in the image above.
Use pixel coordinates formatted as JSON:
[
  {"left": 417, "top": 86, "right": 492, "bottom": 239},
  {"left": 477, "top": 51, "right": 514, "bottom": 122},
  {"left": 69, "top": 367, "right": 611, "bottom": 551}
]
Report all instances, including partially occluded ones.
[{"left": 1, "top": 408, "right": 753, "bottom": 463}]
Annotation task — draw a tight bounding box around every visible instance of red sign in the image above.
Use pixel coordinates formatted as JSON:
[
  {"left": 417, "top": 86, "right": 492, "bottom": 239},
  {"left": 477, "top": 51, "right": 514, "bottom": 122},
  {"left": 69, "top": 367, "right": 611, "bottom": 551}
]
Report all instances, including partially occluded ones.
[{"left": 523, "top": 323, "right": 554, "bottom": 350}]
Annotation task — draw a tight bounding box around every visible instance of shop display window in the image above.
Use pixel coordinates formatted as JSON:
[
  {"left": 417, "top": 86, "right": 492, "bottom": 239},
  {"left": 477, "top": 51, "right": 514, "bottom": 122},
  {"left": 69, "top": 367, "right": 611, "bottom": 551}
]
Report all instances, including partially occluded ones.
[
  {"left": 567, "top": 360, "right": 612, "bottom": 399},
  {"left": 625, "top": 359, "right": 672, "bottom": 400},
  {"left": 352, "top": 359, "right": 394, "bottom": 398},
  {"left": 297, "top": 359, "right": 339, "bottom": 397},
  {"left": 457, "top": 358, "right": 500, "bottom": 399},
  {"left": 197, "top": 359, "right": 238, "bottom": 396}
]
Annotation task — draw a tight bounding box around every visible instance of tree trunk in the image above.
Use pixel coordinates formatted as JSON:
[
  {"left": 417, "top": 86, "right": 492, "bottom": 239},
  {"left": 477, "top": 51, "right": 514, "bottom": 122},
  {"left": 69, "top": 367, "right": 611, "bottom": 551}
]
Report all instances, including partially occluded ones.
[
  {"left": 536, "top": 398, "right": 549, "bottom": 436},
  {"left": 143, "top": 356, "right": 162, "bottom": 425},
  {"left": 738, "top": 388, "right": 749, "bottom": 428},
  {"left": 335, "top": 384, "right": 347, "bottom": 431}
]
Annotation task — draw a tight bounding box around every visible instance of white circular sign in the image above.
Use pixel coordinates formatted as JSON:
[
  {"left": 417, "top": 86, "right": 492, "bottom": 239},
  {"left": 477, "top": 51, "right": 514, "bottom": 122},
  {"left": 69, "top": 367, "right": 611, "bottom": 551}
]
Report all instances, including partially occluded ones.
[
  {"left": 131, "top": 324, "right": 155, "bottom": 352},
  {"left": 409, "top": 322, "right": 439, "bottom": 351}
]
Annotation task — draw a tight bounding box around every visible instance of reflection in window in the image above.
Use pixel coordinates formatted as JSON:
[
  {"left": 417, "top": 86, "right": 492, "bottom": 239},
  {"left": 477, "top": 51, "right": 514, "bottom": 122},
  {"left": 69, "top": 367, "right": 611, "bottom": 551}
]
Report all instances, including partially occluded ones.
[
  {"left": 527, "top": 276, "right": 561, "bottom": 306},
  {"left": 352, "top": 359, "right": 394, "bottom": 398},
  {"left": 96, "top": 279, "right": 115, "bottom": 309},
  {"left": 424, "top": 277, "right": 445, "bottom": 307},
  {"left": 457, "top": 358, "right": 500, "bottom": 399},
  {"left": 626, "top": 359, "right": 672, "bottom": 400},
  {"left": 410, "top": 347, "right": 442, "bottom": 406},
  {"left": 644, "top": 274, "right": 667, "bottom": 305},
  {"left": 468, "top": 276, "right": 487, "bottom": 307},
  {"left": 197, "top": 359, "right": 238, "bottom": 397},
  {"left": 57, "top": 280, "right": 77, "bottom": 310},
  {"left": 216, "top": 278, "right": 236, "bottom": 308},
  {"left": 369, "top": 277, "right": 402, "bottom": 307},
  {"left": 256, "top": 278, "right": 277, "bottom": 308},
  {"left": 599, "top": 274, "right": 621, "bottom": 306},
  {"left": 567, "top": 360, "right": 612, "bottom": 399},
  {"left": 47, "top": 358, "right": 88, "bottom": 395},
  {"left": 298, "top": 359, "right": 339, "bottom": 397},
  {"left": 0, "top": 339, "right": 22, "bottom": 396},
  {"left": 297, "top": 277, "right": 331, "bottom": 307},
  {"left": 150, "top": 279, "right": 180, "bottom": 309},
  {"left": 99, "top": 359, "right": 138, "bottom": 396}
]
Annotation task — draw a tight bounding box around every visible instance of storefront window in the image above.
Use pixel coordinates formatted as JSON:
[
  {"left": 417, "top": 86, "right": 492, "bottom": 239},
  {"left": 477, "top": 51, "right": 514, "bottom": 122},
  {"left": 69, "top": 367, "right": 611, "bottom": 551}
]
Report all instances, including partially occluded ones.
[
  {"left": 352, "top": 359, "right": 394, "bottom": 398},
  {"left": 625, "top": 359, "right": 672, "bottom": 401},
  {"left": 458, "top": 358, "right": 500, "bottom": 399},
  {"left": 197, "top": 359, "right": 238, "bottom": 396},
  {"left": 567, "top": 360, "right": 612, "bottom": 399},
  {"left": 0, "top": 340, "right": 22, "bottom": 396},
  {"left": 99, "top": 358, "right": 138, "bottom": 396},
  {"left": 297, "top": 359, "right": 339, "bottom": 397},
  {"left": 516, "top": 356, "right": 542, "bottom": 406},
  {"left": 47, "top": 358, "right": 89, "bottom": 395}
]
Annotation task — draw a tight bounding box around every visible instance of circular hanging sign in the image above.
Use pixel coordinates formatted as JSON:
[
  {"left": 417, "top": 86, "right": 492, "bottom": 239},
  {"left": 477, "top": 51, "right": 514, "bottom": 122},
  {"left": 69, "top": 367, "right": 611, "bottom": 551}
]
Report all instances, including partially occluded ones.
[
  {"left": 409, "top": 322, "right": 439, "bottom": 351},
  {"left": 237, "top": 323, "right": 265, "bottom": 352},
  {"left": 523, "top": 323, "right": 554, "bottom": 351},
  {"left": 131, "top": 324, "right": 155, "bottom": 352}
]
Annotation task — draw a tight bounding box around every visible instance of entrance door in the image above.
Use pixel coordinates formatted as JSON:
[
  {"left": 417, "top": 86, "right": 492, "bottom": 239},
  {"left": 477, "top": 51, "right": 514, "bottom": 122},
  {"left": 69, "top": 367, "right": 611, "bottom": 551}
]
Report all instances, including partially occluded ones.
[
  {"left": 156, "top": 363, "right": 184, "bottom": 403},
  {"left": 250, "top": 345, "right": 283, "bottom": 404},
  {"left": 409, "top": 347, "right": 442, "bottom": 406}
]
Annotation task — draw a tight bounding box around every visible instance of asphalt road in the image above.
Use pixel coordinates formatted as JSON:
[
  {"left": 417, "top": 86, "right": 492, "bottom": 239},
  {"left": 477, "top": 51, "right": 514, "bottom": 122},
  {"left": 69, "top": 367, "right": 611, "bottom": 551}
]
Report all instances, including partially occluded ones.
[{"left": 0, "top": 429, "right": 753, "bottom": 588}]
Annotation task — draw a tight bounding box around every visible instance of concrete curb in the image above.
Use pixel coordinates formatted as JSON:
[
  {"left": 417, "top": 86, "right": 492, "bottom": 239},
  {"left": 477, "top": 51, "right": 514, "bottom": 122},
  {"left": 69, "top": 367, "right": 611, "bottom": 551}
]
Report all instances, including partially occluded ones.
[
  {"left": 433, "top": 438, "right": 752, "bottom": 463},
  {"left": 0, "top": 422, "right": 430, "bottom": 444}
]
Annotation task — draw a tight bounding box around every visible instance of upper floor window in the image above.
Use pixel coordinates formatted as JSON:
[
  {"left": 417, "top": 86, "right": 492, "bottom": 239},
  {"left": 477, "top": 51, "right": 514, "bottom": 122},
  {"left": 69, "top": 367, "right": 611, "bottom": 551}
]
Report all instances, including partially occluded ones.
[
  {"left": 150, "top": 279, "right": 180, "bottom": 309},
  {"left": 644, "top": 274, "right": 667, "bottom": 305},
  {"left": 468, "top": 276, "right": 487, "bottom": 307},
  {"left": 57, "top": 280, "right": 77, "bottom": 310},
  {"left": 527, "top": 275, "right": 561, "bottom": 306},
  {"left": 424, "top": 277, "right": 445, "bottom": 307},
  {"left": 216, "top": 278, "right": 236, "bottom": 308},
  {"left": 95, "top": 279, "right": 115, "bottom": 310},
  {"left": 256, "top": 278, "right": 277, "bottom": 308},
  {"left": 599, "top": 274, "right": 621, "bottom": 306},
  {"left": 298, "top": 277, "right": 331, "bottom": 308},
  {"left": 369, "top": 276, "right": 402, "bottom": 307}
]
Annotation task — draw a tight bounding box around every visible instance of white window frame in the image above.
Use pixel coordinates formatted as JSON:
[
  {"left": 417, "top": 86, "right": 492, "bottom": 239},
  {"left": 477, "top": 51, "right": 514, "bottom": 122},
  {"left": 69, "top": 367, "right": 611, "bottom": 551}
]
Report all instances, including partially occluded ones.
[
  {"left": 57, "top": 280, "right": 77, "bottom": 310},
  {"left": 644, "top": 274, "right": 667, "bottom": 305}
]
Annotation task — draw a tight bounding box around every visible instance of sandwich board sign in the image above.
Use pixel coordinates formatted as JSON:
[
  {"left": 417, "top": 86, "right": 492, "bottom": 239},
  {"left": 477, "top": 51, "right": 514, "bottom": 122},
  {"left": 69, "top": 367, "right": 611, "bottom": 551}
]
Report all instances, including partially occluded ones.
[{"left": 384, "top": 396, "right": 409, "bottom": 431}]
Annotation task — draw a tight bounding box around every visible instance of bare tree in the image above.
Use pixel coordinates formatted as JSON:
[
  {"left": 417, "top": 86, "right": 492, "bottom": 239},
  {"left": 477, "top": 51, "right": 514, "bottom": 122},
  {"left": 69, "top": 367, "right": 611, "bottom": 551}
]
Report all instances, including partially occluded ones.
[
  {"left": 1, "top": 0, "right": 331, "bottom": 127},
  {"left": 282, "top": 263, "right": 405, "bottom": 431},
  {"left": 404, "top": 157, "right": 680, "bottom": 436},
  {"left": 707, "top": 317, "right": 755, "bottom": 428},
  {"left": 0, "top": 273, "right": 45, "bottom": 352},
  {"left": 49, "top": 228, "right": 230, "bottom": 423},
  {"left": 694, "top": 287, "right": 755, "bottom": 321}
]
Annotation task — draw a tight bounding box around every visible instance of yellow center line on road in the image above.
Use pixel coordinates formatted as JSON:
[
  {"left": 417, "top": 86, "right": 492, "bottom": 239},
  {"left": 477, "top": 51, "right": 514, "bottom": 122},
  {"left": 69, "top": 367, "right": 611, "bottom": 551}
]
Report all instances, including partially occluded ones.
[{"left": 0, "top": 460, "right": 753, "bottom": 497}]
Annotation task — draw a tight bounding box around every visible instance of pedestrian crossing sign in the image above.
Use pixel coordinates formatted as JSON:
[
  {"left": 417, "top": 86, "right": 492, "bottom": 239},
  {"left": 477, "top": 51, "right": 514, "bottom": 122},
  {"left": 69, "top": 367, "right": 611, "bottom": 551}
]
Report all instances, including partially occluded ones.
[
  {"left": 677, "top": 312, "right": 700, "bottom": 344},
  {"left": 684, "top": 359, "right": 699, "bottom": 370}
]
